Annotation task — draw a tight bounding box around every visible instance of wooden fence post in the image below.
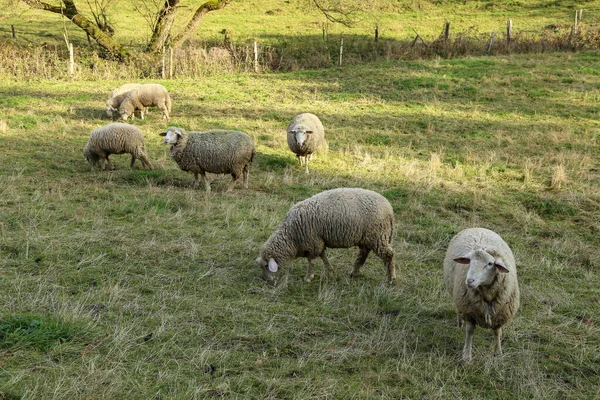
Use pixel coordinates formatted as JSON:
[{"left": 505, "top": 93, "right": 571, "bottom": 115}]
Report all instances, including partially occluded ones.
[
  {"left": 339, "top": 38, "right": 343, "bottom": 66},
  {"left": 161, "top": 46, "right": 166, "bottom": 79},
  {"left": 487, "top": 32, "right": 495, "bottom": 52},
  {"left": 375, "top": 25, "right": 379, "bottom": 42},
  {"left": 444, "top": 22, "right": 450, "bottom": 43},
  {"left": 68, "top": 42, "right": 74, "bottom": 76},
  {"left": 506, "top": 20, "right": 512, "bottom": 50},
  {"left": 169, "top": 48, "right": 173, "bottom": 79},
  {"left": 11, "top": 25, "right": 16, "bottom": 41},
  {"left": 253, "top": 41, "right": 258, "bottom": 73}
]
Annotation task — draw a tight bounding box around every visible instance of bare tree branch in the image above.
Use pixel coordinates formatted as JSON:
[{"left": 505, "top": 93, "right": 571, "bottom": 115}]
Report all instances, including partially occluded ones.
[{"left": 172, "top": 0, "right": 232, "bottom": 48}]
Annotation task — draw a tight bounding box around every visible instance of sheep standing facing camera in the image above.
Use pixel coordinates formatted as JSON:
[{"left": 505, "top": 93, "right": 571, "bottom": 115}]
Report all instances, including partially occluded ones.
[
  {"left": 84, "top": 123, "right": 153, "bottom": 170},
  {"left": 256, "top": 188, "right": 396, "bottom": 284},
  {"left": 160, "top": 127, "right": 255, "bottom": 193},
  {"left": 443, "top": 228, "right": 520, "bottom": 362},
  {"left": 286, "top": 113, "right": 325, "bottom": 174}
]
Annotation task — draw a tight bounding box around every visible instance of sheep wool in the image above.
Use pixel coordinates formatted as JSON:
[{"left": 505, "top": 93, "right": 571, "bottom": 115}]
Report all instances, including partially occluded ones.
[
  {"left": 443, "top": 227, "right": 520, "bottom": 362},
  {"left": 119, "top": 83, "right": 171, "bottom": 121},
  {"left": 160, "top": 127, "right": 255, "bottom": 192},
  {"left": 84, "top": 123, "right": 153, "bottom": 170},
  {"left": 286, "top": 113, "right": 326, "bottom": 174},
  {"left": 104, "top": 83, "right": 141, "bottom": 118},
  {"left": 256, "top": 188, "right": 396, "bottom": 283}
]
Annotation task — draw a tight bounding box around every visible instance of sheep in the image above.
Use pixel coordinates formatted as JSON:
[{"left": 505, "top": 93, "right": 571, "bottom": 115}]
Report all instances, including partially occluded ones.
[
  {"left": 443, "top": 228, "right": 520, "bottom": 362},
  {"left": 119, "top": 83, "right": 171, "bottom": 121},
  {"left": 160, "top": 126, "right": 255, "bottom": 193},
  {"left": 84, "top": 123, "right": 153, "bottom": 171},
  {"left": 104, "top": 83, "right": 143, "bottom": 119},
  {"left": 256, "top": 188, "right": 395, "bottom": 284},
  {"left": 286, "top": 113, "right": 326, "bottom": 174}
]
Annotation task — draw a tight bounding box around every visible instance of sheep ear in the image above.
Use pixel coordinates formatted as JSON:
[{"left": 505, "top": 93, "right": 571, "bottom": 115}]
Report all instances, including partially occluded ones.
[
  {"left": 453, "top": 256, "right": 471, "bottom": 264},
  {"left": 267, "top": 258, "right": 278, "bottom": 273},
  {"left": 494, "top": 258, "right": 509, "bottom": 273},
  {"left": 159, "top": 131, "right": 167, "bottom": 136},
  {"left": 255, "top": 257, "right": 266, "bottom": 267},
  {"left": 306, "top": 130, "right": 313, "bottom": 135}
]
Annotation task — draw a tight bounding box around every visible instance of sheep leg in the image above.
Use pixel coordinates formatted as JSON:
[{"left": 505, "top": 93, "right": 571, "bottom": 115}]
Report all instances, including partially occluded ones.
[
  {"left": 457, "top": 314, "right": 464, "bottom": 328},
  {"left": 140, "top": 155, "right": 153, "bottom": 170},
  {"left": 305, "top": 258, "right": 316, "bottom": 282},
  {"left": 130, "top": 155, "right": 136, "bottom": 169},
  {"left": 242, "top": 165, "right": 250, "bottom": 189},
  {"left": 197, "top": 171, "right": 211, "bottom": 192},
  {"left": 226, "top": 172, "right": 240, "bottom": 193},
  {"left": 304, "top": 155, "right": 310, "bottom": 174},
  {"left": 492, "top": 327, "right": 503, "bottom": 356},
  {"left": 297, "top": 155, "right": 304, "bottom": 166},
  {"left": 104, "top": 155, "right": 114, "bottom": 170},
  {"left": 320, "top": 249, "right": 332, "bottom": 269},
  {"left": 462, "top": 321, "right": 475, "bottom": 362},
  {"left": 375, "top": 245, "right": 396, "bottom": 284},
  {"left": 160, "top": 104, "right": 169, "bottom": 121},
  {"left": 350, "top": 247, "right": 370, "bottom": 278}
]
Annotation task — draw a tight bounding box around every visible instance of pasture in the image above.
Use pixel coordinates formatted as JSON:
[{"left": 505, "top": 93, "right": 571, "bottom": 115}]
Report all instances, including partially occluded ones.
[{"left": 0, "top": 49, "right": 599, "bottom": 398}]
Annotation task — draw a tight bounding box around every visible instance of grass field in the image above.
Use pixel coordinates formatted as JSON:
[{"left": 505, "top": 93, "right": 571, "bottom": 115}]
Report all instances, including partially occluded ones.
[{"left": 0, "top": 48, "right": 599, "bottom": 398}]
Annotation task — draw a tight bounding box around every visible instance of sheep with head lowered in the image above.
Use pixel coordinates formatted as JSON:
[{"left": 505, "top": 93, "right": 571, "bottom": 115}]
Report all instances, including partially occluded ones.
[
  {"left": 444, "top": 227, "right": 520, "bottom": 362},
  {"left": 286, "top": 113, "right": 326, "bottom": 174},
  {"left": 256, "top": 188, "right": 396, "bottom": 284},
  {"left": 119, "top": 83, "right": 171, "bottom": 121},
  {"left": 104, "top": 83, "right": 144, "bottom": 119},
  {"left": 160, "top": 126, "right": 255, "bottom": 193},
  {"left": 84, "top": 123, "right": 153, "bottom": 171}
]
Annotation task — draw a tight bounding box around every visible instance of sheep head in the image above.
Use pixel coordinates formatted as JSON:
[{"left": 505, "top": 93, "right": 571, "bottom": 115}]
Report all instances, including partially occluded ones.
[{"left": 454, "top": 250, "right": 509, "bottom": 289}]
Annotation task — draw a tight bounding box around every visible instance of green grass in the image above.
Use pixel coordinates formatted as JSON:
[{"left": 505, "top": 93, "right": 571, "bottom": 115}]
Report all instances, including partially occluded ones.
[{"left": 0, "top": 50, "right": 599, "bottom": 398}]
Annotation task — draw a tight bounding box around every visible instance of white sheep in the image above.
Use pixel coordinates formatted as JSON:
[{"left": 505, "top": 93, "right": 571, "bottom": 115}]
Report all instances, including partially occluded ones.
[
  {"left": 256, "top": 188, "right": 396, "bottom": 283},
  {"left": 443, "top": 228, "right": 520, "bottom": 362},
  {"left": 104, "top": 83, "right": 142, "bottom": 119},
  {"left": 286, "top": 113, "right": 326, "bottom": 174},
  {"left": 160, "top": 126, "right": 255, "bottom": 192},
  {"left": 84, "top": 123, "right": 153, "bottom": 170},
  {"left": 119, "top": 83, "right": 171, "bottom": 121}
]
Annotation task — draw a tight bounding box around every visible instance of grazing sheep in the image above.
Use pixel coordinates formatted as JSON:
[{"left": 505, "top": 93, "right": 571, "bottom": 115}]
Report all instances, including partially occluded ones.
[
  {"left": 119, "top": 83, "right": 171, "bottom": 121},
  {"left": 286, "top": 113, "right": 326, "bottom": 174},
  {"left": 256, "top": 188, "right": 395, "bottom": 283},
  {"left": 104, "top": 83, "right": 142, "bottom": 119},
  {"left": 84, "top": 123, "right": 153, "bottom": 170},
  {"left": 160, "top": 127, "right": 255, "bottom": 192},
  {"left": 443, "top": 228, "right": 520, "bottom": 362}
]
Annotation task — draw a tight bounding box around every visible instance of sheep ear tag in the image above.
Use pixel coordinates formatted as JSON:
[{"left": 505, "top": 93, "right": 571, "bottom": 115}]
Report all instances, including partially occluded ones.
[
  {"left": 268, "top": 258, "right": 278, "bottom": 273},
  {"left": 494, "top": 258, "right": 509, "bottom": 273}
]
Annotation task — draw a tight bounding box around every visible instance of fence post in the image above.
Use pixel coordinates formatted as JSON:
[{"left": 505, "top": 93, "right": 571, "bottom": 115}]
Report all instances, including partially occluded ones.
[
  {"left": 487, "top": 32, "right": 495, "bottom": 52},
  {"left": 574, "top": 10, "right": 579, "bottom": 34},
  {"left": 578, "top": 9, "right": 583, "bottom": 24},
  {"left": 253, "top": 41, "right": 259, "bottom": 73},
  {"left": 11, "top": 25, "right": 16, "bottom": 41},
  {"left": 161, "top": 46, "right": 166, "bottom": 79},
  {"left": 339, "top": 37, "right": 343, "bottom": 66},
  {"left": 169, "top": 48, "right": 173, "bottom": 78},
  {"left": 68, "top": 42, "right": 74, "bottom": 76},
  {"left": 375, "top": 25, "right": 379, "bottom": 42},
  {"left": 444, "top": 22, "right": 450, "bottom": 43},
  {"left": 506, "top": 20, "right": 512, "bottom": 50}
]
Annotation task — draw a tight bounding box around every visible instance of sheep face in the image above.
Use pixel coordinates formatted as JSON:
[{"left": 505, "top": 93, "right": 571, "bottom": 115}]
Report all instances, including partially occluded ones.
[
  {"left": 83, "top": 145, "right": 100, "bottom": 165},
  {"left": 255, "top": 256, "right": 277, "bottom": 281},
  {"left": 104, "top": 105, "right": 114, "bottom": 118},
  {"left": 119, "top": 103, "right": 135, "bottom": 121},
  {"left": 288, "top": 126, "right": 313, "bottom": 147},
  {"left": 454, "top": 250, "right": 509, "bottom": 289},
  {"left": 160, "top": 128, "right": 184, "bottom": 145}
]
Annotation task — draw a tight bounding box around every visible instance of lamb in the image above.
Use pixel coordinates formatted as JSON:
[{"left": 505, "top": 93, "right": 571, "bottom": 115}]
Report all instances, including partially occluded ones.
[
  {"left": 84, "top": 123, "right": 153, "bottom": 171},
  {"left": 286, "top": 113, "right": 326, "bottom": 174},
  {"left": 119, "top": 83, "right": 171, "bottom": 121},
  {"left": 443, "top": 228, "right": 520, "bottom": 362},
  {"left": 256, "top": 188, "right": 395, "bottom": 284},
  {"left": 104, "top": 83, "right": 143, "bottom": 119},
  {"left": 160, "top": 127, "right": 255, "bottom": 192}
]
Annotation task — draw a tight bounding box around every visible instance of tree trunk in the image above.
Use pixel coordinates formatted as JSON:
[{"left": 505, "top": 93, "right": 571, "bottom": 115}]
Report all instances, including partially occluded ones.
[
  {"left": 147, "top": 0, "right": 179, "bottom": 53},
  {"left": 21, "top": 0, "right": 128, "bottom": 60},
  {"left": 172, "top": 0, "right": 232, "bottom": 49}
]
